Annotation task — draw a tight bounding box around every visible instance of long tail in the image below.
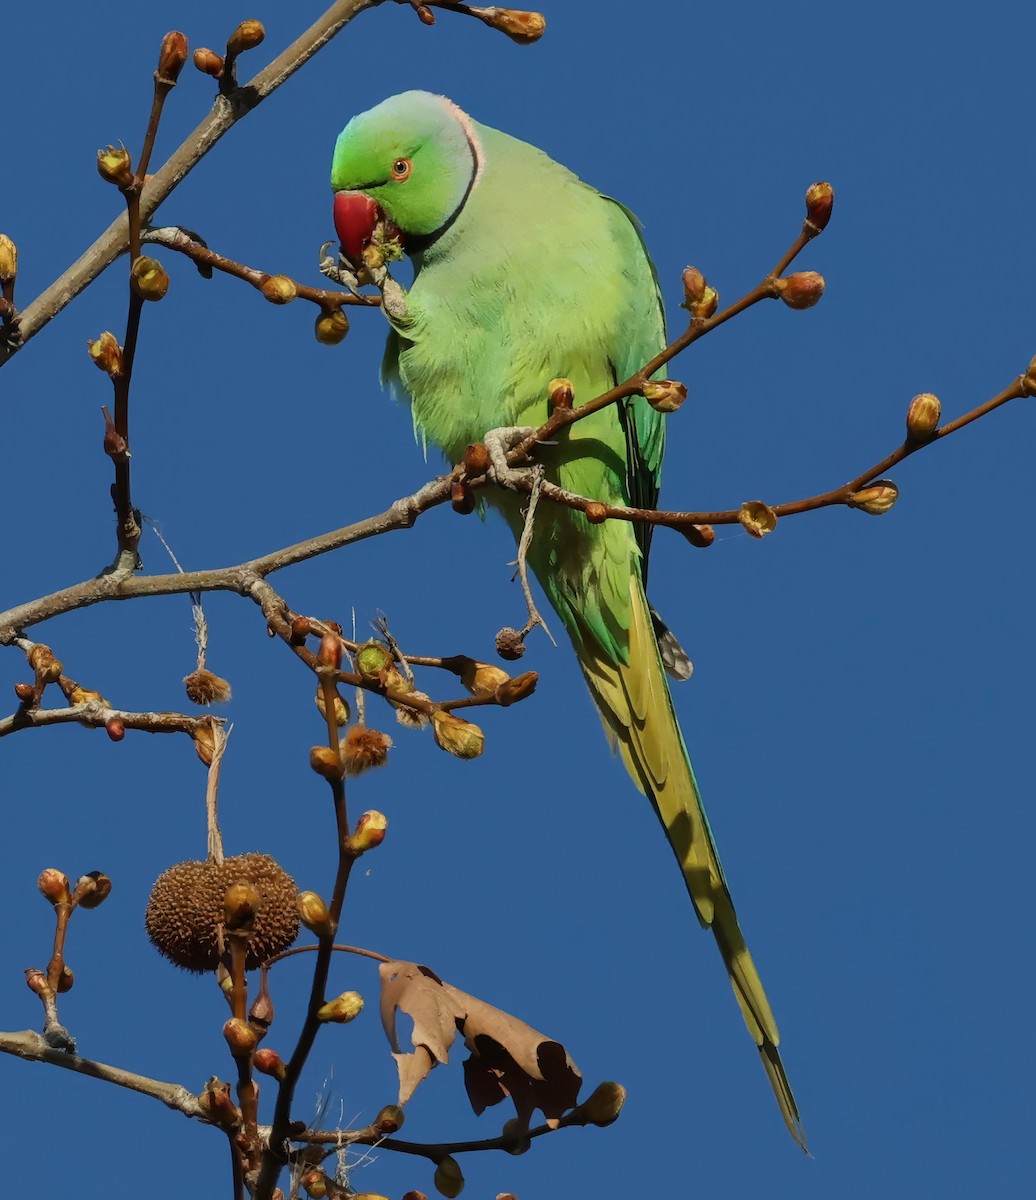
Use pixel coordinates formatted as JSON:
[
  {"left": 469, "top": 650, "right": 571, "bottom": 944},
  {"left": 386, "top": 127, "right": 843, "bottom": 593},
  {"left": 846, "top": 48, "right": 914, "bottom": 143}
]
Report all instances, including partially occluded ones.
[{"left": 577, "top": 576, "right": 808, "bottom": 1152}]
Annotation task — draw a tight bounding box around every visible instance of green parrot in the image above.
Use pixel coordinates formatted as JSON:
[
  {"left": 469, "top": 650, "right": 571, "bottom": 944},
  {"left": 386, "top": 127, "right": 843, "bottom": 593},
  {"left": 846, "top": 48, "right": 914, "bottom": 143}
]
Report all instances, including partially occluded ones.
[{"left": 329, "top": 90, "right": 806, "bottom": 1151}]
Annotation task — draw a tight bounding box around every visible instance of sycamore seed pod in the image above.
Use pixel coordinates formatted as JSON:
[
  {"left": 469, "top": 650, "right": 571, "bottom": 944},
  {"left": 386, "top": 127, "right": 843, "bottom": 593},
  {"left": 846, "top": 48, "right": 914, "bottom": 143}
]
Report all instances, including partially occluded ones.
[
  {"left": 157, "top": 31, "right": 189, "bottom": 83},
  {"left": 776, "top": 271, "right": 825, "bottom": 310},
  {"left": 356, "top": 641, "right": 393, "bottom": 680},
  {"left": 315, "top": 685, "right": 350, "bottom": 727},
  {"left": 184, "top": 668, "right": 233, "bottom": 706},
  {"left": 38, "top": 869, "right": 71, "bottom": 906},
  {"left": 297, "top": 891, "right": 334, "bottom": 938},
  {"left": 431, "top": 711, "right": 485, "bottom": 760},
  {"left": 96, "top": 146, "right": 134, "bottom": 188},
  {"left": 75, "top": 871, "right": 112, "bottom": 910},
  {"left": 804, "top": 181, "right": 834, "bottom": 232},
  {"left": 309, "top": 745, "right": 342, "bottom": 780},
  {"left": 548, "top": 377, "right": 574, "bottom": 409},
  {"left": 848, "top": 480, "right": 899, "bottom": 515},
  {"left": 223, "top": 882, "right": 262, "bottom": 931},
  {"left": 460, "top": 659, "right": 511, "bottom": 696},
  {"left": 462, "top": 442, "right": 491, "bottom": 475},
  {"left": 347, "top": 810, "right": 388, "bottom": 854},
  {"left": 494, "top": 670, "right": 539, "bottom": 707},
  {"left": 253, "top": 1048, "right": 287, "bottom": 1080},
  {"left": 227, "top": 19, "right": 266, "bottom": 56},
  {"left": 316, "top": 990, "right": 364, "bottom": 1023},
  {"left": 738, "top": 500, "right": 778, "bottom": 538},
  {"left": 433, "top": 1155, "right": 465, "bottom": 1198},
  {"left": 341, "top": 728, "right": 392, "bottom": 776},
  {"left": 87, "top": 331, "right": 124, "bottom": 377},
  {"left": 260, "top": 274, "right": 297, "bottom": 304},
  {"left": 0, "top": 234, "right": 18, "bottom": 283},
  {"left": 315, "top": 309, "right": 349, "bottom": 345},
  {"left": 642, "top": 379, "right": 688, "bottom": 414},
  {"left": 905, "top": 392, "right": 941, "bottom": 442},
  {"left": 470, "top": 6, "right": 545, "bottom": 44},
  {"left": 56, "top": 965, "right": 75, "bottom": 993},
  {"left": 193, "top": 47, "right": 224, "bottom": 77},
  {"left": 130, "top": 256, "right": 170, "bottom": 302},
  {"left": 576, "top": 1080, "right": 627, "bottom": 1127},
  {"left": 495, "top": 626, "right": 526, "bottom": 661}
]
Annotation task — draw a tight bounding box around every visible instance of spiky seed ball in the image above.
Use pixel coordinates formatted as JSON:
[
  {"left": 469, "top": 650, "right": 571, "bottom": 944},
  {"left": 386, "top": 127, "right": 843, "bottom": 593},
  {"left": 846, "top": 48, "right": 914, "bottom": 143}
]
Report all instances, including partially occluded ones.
[{"left": 145, "top": 852, "right": 299, "bottom": 973}]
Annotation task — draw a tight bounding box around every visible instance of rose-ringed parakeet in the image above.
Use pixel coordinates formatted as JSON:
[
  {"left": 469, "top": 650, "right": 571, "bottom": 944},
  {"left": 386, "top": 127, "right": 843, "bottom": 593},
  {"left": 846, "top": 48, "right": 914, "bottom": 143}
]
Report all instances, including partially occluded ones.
[{"left": 329, "top": 90, "right": 806, "bottom": 1151}]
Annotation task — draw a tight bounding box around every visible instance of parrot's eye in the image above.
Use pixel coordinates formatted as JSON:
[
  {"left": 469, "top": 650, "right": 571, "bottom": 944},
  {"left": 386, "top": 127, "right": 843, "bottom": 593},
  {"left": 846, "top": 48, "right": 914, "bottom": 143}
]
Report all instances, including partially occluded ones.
[{"left": 391, "top": 158, "right": 412, "bottom": 181}]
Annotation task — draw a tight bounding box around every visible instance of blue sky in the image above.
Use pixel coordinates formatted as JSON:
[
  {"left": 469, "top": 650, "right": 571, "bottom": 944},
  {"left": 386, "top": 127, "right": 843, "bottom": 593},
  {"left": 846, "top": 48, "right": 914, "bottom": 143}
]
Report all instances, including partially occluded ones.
[{"left": 2, "top": 2, "right": 1035, "bottom": 1196}]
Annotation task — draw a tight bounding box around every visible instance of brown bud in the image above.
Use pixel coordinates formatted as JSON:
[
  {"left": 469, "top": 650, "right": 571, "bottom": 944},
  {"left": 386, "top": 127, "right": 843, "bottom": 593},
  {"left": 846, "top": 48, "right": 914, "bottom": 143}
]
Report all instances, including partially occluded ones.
[
  {"left": 548, "top": 377, "right": 574, "bottom": 409},
  {"left": 641, "top": 379, "right": 687, "bottom": 414},
  {"left": 848, "top": 480, "right": 899, "bottom": 515},
  {"left": 315, "top": 308, "right": 349, "bottom": 345},
  {"left": 14, "top": 681, "right": 34, "bottom": 703},
  {"left": 501, "top": 1117, "right": 531, "bottom": 1154},
  {"left": 317, "top": 632, "right": 342, "bottom": 669},
  {"left": 316, "top": 990, "right": 364, "bottom": 1023},
  {"left": 25, "top": 968, "right": 49, "bottom": 997},
  {"left": 574, "top": 1080, "right": 626, "bottom": 1127},
  {"left": 193, "top": 721, "right": 217, "bottom": 765},
  {"left": 416, "top": 4, "right": 436, "bottom": 24},
  {"left": 106, "top": 717, "right": 126, "bottom": 742},
  {"left": 157, "top": 31, "right": 189, "bottom": 84},
  {"left": 75, "top": 871, "right": 112, "bottom": 910},
  {"left": 905, "top": 392, "right": 941, "bottom": 442},
  {"left": 495, "top": 626, "right": 526, "bottom": 661},
  {"left": 433, "top": 1155, "right": 465, "bottom": 1198},
  {"left": 130, "top": 256, "right": 170, "bottom": 302},
  {"left": 300, "top": 1171, "right": 328, "bottom": 1198},
  {"left": 776, "top": 271, "right": 825, "bottom": 310},
  {"left": 297, "top": 891, "right": 334, "bottom": 938},
  {"left": 1022, "top": 353, "right": 1036, "bottom": 397},
  {"left": 222, "top": 1017, "right": 259, "bottom": 1056},
  {"left": 254, "top": 1048, "right": 287, "bottom": 1080},
  {"left": 87, "top": 331, "right": 124, "bottom": 377},
  {"left": 738, "top": 500, "right": 778, "bottom": 538},
  {"left": 38, "top": 869, "right": 71, "bottom": 905},
  {"left": 0, "top": 234, "right": 18, "bottom": 283},
  {"left": 290, "top": 616, "right": 313, "bottom": 644},
  {"left": 451, "top": 480, "right": 477, "bottom": 514},
  {"left": 431, "top": 710, "right": 485, "bottom": 760},
  {"left": 347, "top": 810, "right": 388, "bottom": 854},
  {"left": 56, "top": 965, "right": 75, "bottom": 993},
  {"left": 403, "top": 1194, "right": 430, "bottom": 1200},
  {"left": 463, "top": 442, "right": 491, "bottom": 475},
  {"left": 309, "top": 745, "right": 342, "bottom": 780},
  {"left": 681, "top": 265, "right": 706, "bottom": 307},
  {"left": 101, "top": 405, "right": 129, "bottom": 463},
  {"left": 193, "top": 47, "right": 224, "bottom": 77},
  {"left": 341, "top": 728, "right": 392, "bottom": 776},
  {"left": 249, "top": 974, "right": 275, "bottom": 1029},
  {"left": 68, "top": 685, "right": 106, "bottom": 706},
  {"left": 356, "top": 640, "right": 392, "bottom": 680},
  {"left": 224, "top": 882, "right": 262, "bottom": 931},
  {"left": 315, "top": 685, "right": 350, "bottom": 727},
  {"left": 460, "top": 659, "right": 511, "bottom": 696},
  {"left": 804, "top": 181, "right": 834, "bottom": 233},
  {"left": 494, "top": 670, "right": 539, "bottom": 707},
  {"left": 373, "top": 1104, "right": 404, "bottom": 1134},
  {"left": 584, "top": 502, "right": 608, "bottom": 524},
  {"left": 470, "top": 6, "right": 546, "bottom": 44},
  {"left": 184, "top": 668, "right": 233, "bottom": 706},
  {"left": 96, "top": 146, "right": 134, "bottom": 188},
  {"left": 28, "top": 644, "right": 63, "bottom": 684},
  {"left": 680, "top": 523, "right": 715, "bottom": 549},
  {"left": 227, "top": 19, "right": 266, "bottom": 56},
  {"left": 260, "top": 274, "right": 297, "bottom": 304}
]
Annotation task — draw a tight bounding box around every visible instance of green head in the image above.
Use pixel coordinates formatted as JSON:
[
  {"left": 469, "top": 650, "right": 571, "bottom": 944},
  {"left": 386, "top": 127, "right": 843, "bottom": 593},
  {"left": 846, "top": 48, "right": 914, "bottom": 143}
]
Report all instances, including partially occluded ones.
[{"left": 331, "top": 91, "right": 481, "bottom": 257}]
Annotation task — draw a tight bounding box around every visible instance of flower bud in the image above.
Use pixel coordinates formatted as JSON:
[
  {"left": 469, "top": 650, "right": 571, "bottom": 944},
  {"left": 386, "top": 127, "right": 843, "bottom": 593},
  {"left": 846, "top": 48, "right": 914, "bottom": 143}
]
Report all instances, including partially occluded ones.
[
  {"left": 253, "top": 1048, "right": 287, "bottom": 1080},
  {"left": 227, "top": 19, "right": 265, "bottom": 56},
  {"left": 416, "top": 4, "right": 436, "bottom": 23},
  {"left": 157, "top": 31, "right": 189, "bottom": 84},
  {"left": 548, "top": 377, "right": 574, "bottom": 409},
  {"left": 0, "top": 234, "right": 18, "bottom": 283},
  {"left": 315, "top": 309, "right": 349, "bottom": 344},
  {"left": 848, "top": 480, "right": 899, "bottom": 515},
  {"left": 495, "top": 627, "right": 526, "bottom": 661},
  {"left": 96, "top": 146, "right": 134, "bottom": 188},
  {"left": 56, "top": 965, "right": 75, "bottom": 993},
  {"left": 341, "top": 728, "right": 392, "bottom": 776},
  {"left": 804, "top": 181, "right": 834, "bottom": 232},
  {"left": 298, "top": 891, "right": 334, "bottom": 938},
  {"left": 433, "top": 1155, "right": 465, "bottom": 1198},
  {"left": 14, "top": 681, "right": 34, "bottom": 703},
  {"left": 431, "top": 711, "right": 485, "bottom": 760},
  {"left": 316, "top": 990, "right": 364, "bottom": 1023},
  {"left": 130, "top": 256, "right": 170, "bottom": 302},
  {"left": 460, "top": 659, "right": 511, "bottom": 696},
  {"left": 470, "top": 6, "right": 545, "bottom": 43},
  {"left": 309, "top": 745, "right": 342, "bottom": 780},
  {"left": 260, "top": 274, "right": 297, "bottom": 304},
  {"left": 193, "top": 48, "right": 224, "bottom": 77},
  {"left": 575, "top": 1080, "right": 626, "bottom": 1127},
  {"left": 680, "top": 523, "right": 715, "bottom": 549},
  {"left": 300, "top": 1171, "right": 328, "bottom": 1198},
  {"left": 356, "top": 641, "right": 393, "bottom": 680},
  {"left": 38, "top": 869, "right": 71, "bottom": 905},
  {"left": 75, "top": 871, "right": 112, "bottom": 910},
  {"left": 223, "top": 1017, "right": 259, "bottom": 1056},
  {"left": 584, "top": 502, "right": 608, "bottom": 524},
  {"left": 184, "top": 668, "right": 233, "bottom": 706},
  {"left": 317, "top": 632, "right": 342, "bottom": 669},
  {"left": 87, "top": 330, "right": 124, "bottom": 377},
  {"left": 494, "top": 670, "right": 539, "bottom": 707},
  {"left": 223, "top": 882, "right": 261, "bottom": 931},
  {"left": 451, "top": 480, "right": 476, "bottom": 514},
  {"left": 28, "top": 644, "right": 63, "bottom": 684},
  {"left": 641, "top": 379, "right": 687, "bottom": 414},
  {"left": 737, "top": 500, "right": 778, "bottom": 538},
  {"left": 106, "top": 717, "right": 126, "bottom": 742},
  {"left": 347, "top": 810, "right": 388, "bottom": 854},
  {"left": 905, "top": 392, "right": 941, "bottom": 442},
  {"left": 776, "top": 271, "right": 825, "bottom": 310},
  {"left": 290, "top": 616, "right": 313, "bottom": 644},
  {"left": 681, "top": 267, "right": 718, "bottom": 317},
  {"left": 24, "top": 968, "right": 49, "bottom": 997},
  {"left": 315, "top": 685, "right": 350, "bottom": 727},
  {"left": 463, "top": 442, "right": 491, "bottom": 474},
  {"left": 373, "top": 1103, "right": 404, "bottom": 1134}
]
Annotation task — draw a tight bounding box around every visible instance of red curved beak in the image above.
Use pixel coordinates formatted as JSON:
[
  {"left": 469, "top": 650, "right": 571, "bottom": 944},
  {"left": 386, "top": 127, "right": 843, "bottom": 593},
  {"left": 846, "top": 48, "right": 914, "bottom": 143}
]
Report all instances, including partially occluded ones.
[{"left": 334, "top": 191, "right": 380, "bottom": 265}]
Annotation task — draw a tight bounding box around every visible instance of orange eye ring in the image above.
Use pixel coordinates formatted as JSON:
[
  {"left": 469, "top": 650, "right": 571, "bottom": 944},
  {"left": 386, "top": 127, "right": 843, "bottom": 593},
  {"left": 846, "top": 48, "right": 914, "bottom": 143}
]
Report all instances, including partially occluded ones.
[{"left": 391, "top": 158, "right": 412, "bottom": 181}]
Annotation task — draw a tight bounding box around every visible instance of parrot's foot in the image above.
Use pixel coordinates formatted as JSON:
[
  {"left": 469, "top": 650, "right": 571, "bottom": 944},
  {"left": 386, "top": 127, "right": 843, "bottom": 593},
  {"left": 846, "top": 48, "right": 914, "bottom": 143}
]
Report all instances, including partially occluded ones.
[
  {"left": 318, "top": 241, "right": 364, "bottom": 295},
  {"left": 483, "top": 425, "right": 539, "bottom": 492}
]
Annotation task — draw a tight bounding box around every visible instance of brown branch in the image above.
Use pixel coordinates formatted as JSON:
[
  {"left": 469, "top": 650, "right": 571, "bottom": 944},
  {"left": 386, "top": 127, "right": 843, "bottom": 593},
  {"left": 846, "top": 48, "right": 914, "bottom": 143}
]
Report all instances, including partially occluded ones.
[{"left": 0, "top": 701, "right": 213, "bottom": 740}]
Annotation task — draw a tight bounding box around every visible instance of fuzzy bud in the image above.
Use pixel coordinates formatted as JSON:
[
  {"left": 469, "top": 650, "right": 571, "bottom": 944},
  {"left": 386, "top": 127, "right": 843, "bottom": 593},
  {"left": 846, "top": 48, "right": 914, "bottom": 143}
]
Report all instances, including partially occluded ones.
[
  {"left": 641, "top": 379, "right": 687, "bottom": 414},
  {"left": 680, "top": 523, "right": 715, "bottom": 549},
  {"left": 309, "top": 745, "right": 342, "bottom": 780},
  {"left": 193, "top": 47, "right": 224, "bottom": 77},
  {"left": 260, "top": 275, "right": 297, "bottom": 304},
  {"left": 548, "top": 377, "right": 574, "bottom": 409},
  {"left": 38, "top": 869, "right": 71, "bottom": 906},
  {"left": 106, "top": 717, "right": 126, "bottom": 742},
  {"left": 905, "top": 392, "right": 941, "bottom": 442},
  {"left": 96, "top": 146, "right": 134, "bottom": 188},
  {"left": 75, "top": 871, "right": 112, "bottom": 910},
  {"left": 184, "top": 668, "right": 233, "bottom": 706},
  {"left": 223, "top": 882, "right": 261, "bottom": 931},
  {"left": 738, "top": 500, "right": 778, "bottom": 538},
  {"left": 451, "top": 480, "right": 477, "bottom": 514},
  {"left": 315, "top": 309, "right": 349, "bottom": 345},
  {"left": 776, "top": 271, "right": 825, "bottom": 310},
  {"left": 431, "top": 711, "right": 485, "bottom": 760},
  {"left": 804, "top": 181, "right": 834, "bottom": 233},
  {"left": 193, "top": 721, "right": 217, "bottom": 765},
  {"left": 574, "top": 1080, "right": 626, "bottom": 1127},
  {"left": 495, "top": 627, "right": 526, "bottom": 661},
  {"left": 341, "top": 728, "right": 392, "bottom": 776},
  {"left": 848, "top": 480, "right": 899, "bottom": 515},
  {"left": 347, "top": 810, "right": 388, "bottom": 854},
  {"left": 28, "top": 644, "right": 63, "bottom": 684},
  {"left": 223, "top": 1017, "right": 259, "bottom": 1056},
  {"left": 297, "top": 891, "right": 334, "bottom": 938},
  {"left": 316, "top": 990, "right": 364, "bottom": 1023},
  {"left": 87, "top": 330, "right": 124, "bottom": 377},
  {"left": 315, "top": 686, "right": 350, "bottom": 727},
  {"left": 463, "top": 443, "right": 491, "bottom": 475},
  {"left": 460, "top": 659, "right": 511, "bottom": 696},
  {"left": 433, "top": 1155, "right": 465, "bottom": 1198},
  {"left": 0, "top": 234, "right": 18, "bottom": 283},
  {"left": 254, "top": 1048, "right": 287, "bottom": 1080},
  {"left": 227, "top": 19, "right": 266, "bottom": 56},
  {"left": 494, "top": 670, "right": 539, "bottom": 707},
  {"left": 470, "top": 6, "right": 545, "bottom": 44},
  {"left": 56, "top": 965, "right": 75, "bottom": 993},
  {"left": 356, "top": 641, "right": 393, "bottom": 680},
  {"left": 157, "top": 31, "right": 189, "bottom": 84},
  {"left": 130, "top": 256, "right": 170, "bottom": 302}
]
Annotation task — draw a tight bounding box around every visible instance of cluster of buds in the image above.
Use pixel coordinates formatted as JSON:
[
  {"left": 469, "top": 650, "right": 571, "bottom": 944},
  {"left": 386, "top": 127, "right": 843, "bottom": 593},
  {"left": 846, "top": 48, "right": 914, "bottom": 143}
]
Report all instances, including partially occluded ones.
[
  {"left": 681, "top": 266, "right": 718, "bottom": 319},
  {"left": 738, "top": 500, "right": 778, "bottom": 539},
  {"left": 469, "top": 6, "right": 546, "bottom": 44}
]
